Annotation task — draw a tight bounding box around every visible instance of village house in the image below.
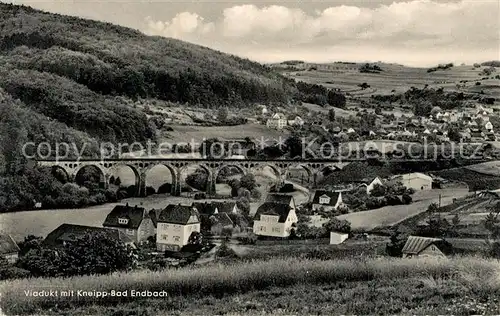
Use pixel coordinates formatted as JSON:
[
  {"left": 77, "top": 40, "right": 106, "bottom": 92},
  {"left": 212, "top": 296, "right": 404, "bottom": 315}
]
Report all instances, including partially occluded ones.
[
  {"left": 266, "top": 113, "right": 288, "bottom": 130},
  {"left": 253, "top": 194, "right": 298, "bottom": 238},
  {"left": 402, "top": 236, "right": 448, "bottom": 258},
  {"left": 366, "top": 177, "right": 384, "bottom": 195},
  {"left": 392, "top": 172, "right": 432, "bottom": 191},
  {"left": 43, "top": 224, "right": 135, "bottom": 249},
  {"left": 155, "top": 204, "right": 201, "bottom": 252},
  {"left": 470, "top": 128, "right": 485, "bottom": 142},
  {"left": 0, "top": 234, "right": 20, "bottom": 264},
  {"left": 485, "top": 121, "right": 494, "bottom": 132},
  {"left": 311, "top": 190, "right": 343, "bottom": 212},
  {"left": 102, "top": 204, "right": 155, "bottom": 244}
]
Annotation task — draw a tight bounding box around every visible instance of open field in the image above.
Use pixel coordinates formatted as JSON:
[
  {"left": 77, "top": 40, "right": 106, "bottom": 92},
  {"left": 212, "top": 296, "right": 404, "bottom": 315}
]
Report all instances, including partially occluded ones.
[
  {"left": 301, "top": 102, "right": 355, "bottom": 117},
  {"left": 336, "top": 188, "right": 469, "bottom": 231},
  {"left": 1, "top": 256, "right": 499, "bottom": 315},
  {"left": 161, "top": 124, "right": 287, "bottom": 145},
  {"left": 466, "top": 161, "right": 500, "bottom": 176},
  {"left": 284, "top": 63, "right": 500, "bottom": 97}
]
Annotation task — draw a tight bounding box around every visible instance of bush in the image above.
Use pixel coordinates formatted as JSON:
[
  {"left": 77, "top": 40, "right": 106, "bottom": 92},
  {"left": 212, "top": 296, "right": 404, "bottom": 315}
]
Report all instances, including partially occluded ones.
[
  {"left": 0, "top": 266, "right": 31, "bottom": 280},
  {"left": 215, "top": 241, "right": 238, "bottom": 259},
  {"left": 402, "top": 193, "right": 412, "bottom": 204}
]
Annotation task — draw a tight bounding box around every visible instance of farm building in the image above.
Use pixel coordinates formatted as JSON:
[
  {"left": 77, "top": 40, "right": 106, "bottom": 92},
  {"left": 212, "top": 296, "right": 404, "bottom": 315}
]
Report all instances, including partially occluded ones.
[
  {"left": 393, "top": 172, "right": 432, "bottom": 191},
  {"left": 43, "top": 224, "right": 135, "bottom": 249},
  {"left": 401, "top": 236, "right": 448, "bottom": 258},
  {"left": 103, "top": 204, "right": 155, "bottom": 244},
  {"left": 329, "top": 232, "right": 349, "bottom": 245},
  {"left": 0, "top": 234, "right": 20, "bottom": 264},
  {"left": 311, "top": 190, "right": 343, "bottom": 212}
]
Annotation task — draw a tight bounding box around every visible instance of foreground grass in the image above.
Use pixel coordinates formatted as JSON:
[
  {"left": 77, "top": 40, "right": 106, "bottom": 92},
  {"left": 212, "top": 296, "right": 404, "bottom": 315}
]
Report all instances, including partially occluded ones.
[{"left": 1, "top": 256, "right": 499, "bottom": 315}]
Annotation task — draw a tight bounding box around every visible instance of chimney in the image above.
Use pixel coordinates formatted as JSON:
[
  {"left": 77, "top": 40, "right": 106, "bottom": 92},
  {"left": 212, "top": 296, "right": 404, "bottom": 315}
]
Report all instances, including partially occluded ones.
[{"left": 126, "top": 203, "right": 129, "bottom": 207}]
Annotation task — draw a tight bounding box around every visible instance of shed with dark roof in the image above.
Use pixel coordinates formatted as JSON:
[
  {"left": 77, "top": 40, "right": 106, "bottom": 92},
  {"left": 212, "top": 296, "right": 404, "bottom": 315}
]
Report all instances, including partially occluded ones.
[
  {"left": 43, "top": 224, "right": 135, "bottom": 249},
  {"left": 401, "top": 236, "right": 448, "bottom": 258}
]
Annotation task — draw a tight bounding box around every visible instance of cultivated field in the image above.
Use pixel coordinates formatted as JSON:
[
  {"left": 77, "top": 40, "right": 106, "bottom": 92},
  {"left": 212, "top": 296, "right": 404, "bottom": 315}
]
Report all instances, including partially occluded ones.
[
  {"left": 336, "top": 188, "right": 469, "bottom": 231},
  {"left": 1, "top": 256, "right": 499, "bottom": 315},
  {"left": 162, "top": 124, "right": 287, "bottom": 145},
  {"left": 285, "top": 63, "right": 499, "bottom": 97}
]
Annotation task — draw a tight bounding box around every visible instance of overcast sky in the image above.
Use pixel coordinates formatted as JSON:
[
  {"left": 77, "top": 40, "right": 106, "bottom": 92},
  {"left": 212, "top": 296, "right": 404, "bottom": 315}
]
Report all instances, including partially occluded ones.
[{"left": 3, "top": 0, "right": 500, "bottom": 66}]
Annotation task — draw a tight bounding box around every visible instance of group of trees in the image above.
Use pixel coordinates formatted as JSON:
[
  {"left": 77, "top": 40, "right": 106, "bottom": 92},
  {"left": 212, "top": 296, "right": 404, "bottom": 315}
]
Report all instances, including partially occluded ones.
[
  {"left": 427, "top": 63, "right": 454, "bottom": 73},
  {"left": 359, "top": 63, "right": 383, "bottom": 73},
  {"left": 292, "top": 215, "right": 351, "bottom": 239},
  {"left": 16, "top": 232, "right": 137, "bottom": 277},
  {"left": 293, "top": 81, "right": 346, "bottom": 108}
]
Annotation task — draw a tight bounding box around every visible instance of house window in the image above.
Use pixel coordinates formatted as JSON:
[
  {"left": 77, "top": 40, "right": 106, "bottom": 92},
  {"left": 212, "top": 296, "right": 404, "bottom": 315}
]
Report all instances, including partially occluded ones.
[
  {"left": 260, "top": 226, "right": 266, "bottom": 232},
  {"left": 272, "top": 227, "right": 280, "bottom": 233},
  {"left": 320, "top": 198, "right": 328, "bottom": 204},
  {"left": 118, "top": 218, "right": 129, "bottom": 225},
  {"left": 161, "top": 234, "right": 168, "bottom": 241},
  {"left": 173, "top": 236, "right": 180, "bottom": 242}
]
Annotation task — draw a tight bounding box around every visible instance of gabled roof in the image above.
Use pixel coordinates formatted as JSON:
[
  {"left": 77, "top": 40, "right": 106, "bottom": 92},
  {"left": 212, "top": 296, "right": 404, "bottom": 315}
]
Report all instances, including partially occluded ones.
[
  {"left": 210, "top": 213, "right": 234, "bottom": 227},
  {"left": 402, "top": 236, "right": 443, "bottom": 255},
  {"left": 311, "top": 190, "right": 341, "bottom": 206},
  {"left": 158, "top": 204, "right": 200, "bottom": 225},
  {"left": 43, "top": 224, "right": 134, "bottom": 248},
  {"left": 103, "top": 204, "right": 146, "bottom": 229},
  {"left": 0, "top": 234, "right": 20, "bottom": 255},
  {"left": 254, "top": 202, "right": 292, "bottom": 223},
  {"left": 211, "top": 201, "right": 238, "bottom": 214},
  {"left": 192, "top": 201, "right": 238, "bottom": 215},
  {"left": 265, "top": 193, "right": 294, "bottom": 205}
]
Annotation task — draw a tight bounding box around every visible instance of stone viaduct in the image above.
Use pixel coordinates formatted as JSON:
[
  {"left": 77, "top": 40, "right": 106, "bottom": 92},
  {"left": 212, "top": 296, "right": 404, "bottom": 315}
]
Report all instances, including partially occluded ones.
[{"left": 36, "top": 158, "right": 355, "bottom": 197}]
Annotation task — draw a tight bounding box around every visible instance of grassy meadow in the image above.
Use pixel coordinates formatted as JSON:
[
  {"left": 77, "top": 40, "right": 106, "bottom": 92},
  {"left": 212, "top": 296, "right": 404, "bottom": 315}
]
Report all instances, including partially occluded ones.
[
  {"left": 334, "top": 188, "right": 469, "bottom": 231},
  {"left": 1, "top": 256, "right": 499, "bottom": 315}
]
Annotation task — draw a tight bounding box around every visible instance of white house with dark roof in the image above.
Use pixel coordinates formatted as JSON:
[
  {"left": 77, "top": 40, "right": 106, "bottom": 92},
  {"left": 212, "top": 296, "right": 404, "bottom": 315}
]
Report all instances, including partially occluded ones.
[
  {"left": 253, "top": 194, "right": 297, "bottom": 237},
  {"left": 402, "top": 236, "right": 447, "bottom": 258},
  {"left": 266, "top": 113, "right": 287, "bottom": 129},
  {"left": 0, "top": 234, "right": 20, "bottom": 264},
  {"left": 311, "top": 190, "right": 343, "bottom": 212},
  {"left": 103, "top": 204, "right": 155, "bottom": 244},
  {"left": 156, "top": 204, "right": 201, "bottom": 251}
]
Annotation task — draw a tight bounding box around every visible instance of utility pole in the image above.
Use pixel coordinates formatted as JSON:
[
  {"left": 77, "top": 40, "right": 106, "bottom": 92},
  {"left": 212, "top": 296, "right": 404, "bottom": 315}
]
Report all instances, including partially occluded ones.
[{"left": 438, "top": 194, "right": 442, "bottom": 208}]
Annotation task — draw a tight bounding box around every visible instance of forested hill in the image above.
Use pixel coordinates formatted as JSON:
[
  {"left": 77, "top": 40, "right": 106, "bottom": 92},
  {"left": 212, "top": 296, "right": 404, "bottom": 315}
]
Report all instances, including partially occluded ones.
[{"left": 0, "top": 3, "right": 300, "bottom": 145}]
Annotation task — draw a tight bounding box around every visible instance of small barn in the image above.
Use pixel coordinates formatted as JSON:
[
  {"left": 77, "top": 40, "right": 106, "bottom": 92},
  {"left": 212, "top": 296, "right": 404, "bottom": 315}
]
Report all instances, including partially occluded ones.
[
  {"left": 401, "top": 236, "right": 449, "bottom": 258},
  {"left": 0, "top": 234, "right": 20, "bottom": 264}
]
